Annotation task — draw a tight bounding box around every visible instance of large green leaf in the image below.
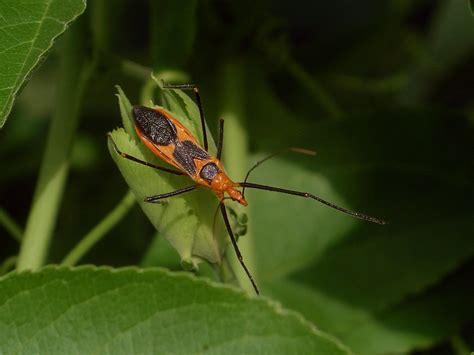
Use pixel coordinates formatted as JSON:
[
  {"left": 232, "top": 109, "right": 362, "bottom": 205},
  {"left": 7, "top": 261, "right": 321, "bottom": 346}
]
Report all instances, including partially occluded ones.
[
  {"left": 263, "top": 217, "right": 474, "bottom": 354},
  {"left": 0, "top": 266, "right": 350, "bottom": 354},
  {"left": 342, "top": 269, "right": 474, "bottom": 354},
  {"left": 0, "top": 0, "right": 86, "bottom": 128},
  {"left": 245, "top": 74, "right": 474, "bottom": 299},
  {"left": 294, "top": 215, "right": 474, "bottom": 312},
  {"left": 265, "top": 266, "right": 474, "bottom": 354},
  {"left": 246, "top": 156, "right": 356, "bottom": 280},
  {"left": 239, "top": 72, "right": 474, "bottom": 354}
]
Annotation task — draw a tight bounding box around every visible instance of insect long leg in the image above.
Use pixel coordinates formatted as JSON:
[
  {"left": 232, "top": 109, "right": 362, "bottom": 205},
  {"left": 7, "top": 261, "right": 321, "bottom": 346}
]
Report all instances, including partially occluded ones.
[
  {"left": 241, "top": 148, "right": 316, "bottom": 197},
  {"left": 212, "top": 197, "right": 234, "bottom": 245},
  {"left": 145, "top": 185, "right": 198, "bottom": 203},
  {"left": 217, "top": 118, "right": 224, "bottom": 160},
  {"left": 239, "top": 182, "right": 387, "bottom": 225},
  {"left": 108, "top": 134, "right": 184, "bottom": 176},
  {"left": 161, "top": 81, "right": 208, "bottom": 152},
  {"left": 220, "top": 202, "right": 260, "bottom": 295}
]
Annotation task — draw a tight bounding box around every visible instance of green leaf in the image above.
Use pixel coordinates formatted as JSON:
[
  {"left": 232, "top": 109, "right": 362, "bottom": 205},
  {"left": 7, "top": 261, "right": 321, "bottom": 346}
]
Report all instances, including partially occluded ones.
[
  {"left": 0, "top": 0, "right": 87, "bottom": 128},
  {"left": 115, "top": 85, "right": 136, "bottom": 142},
  {"left": 342, "top": 270, "right": 474, "bottom": 354},
  {"left": 266, "top": 267, "right": 474, "bottom": 354},
  {"left": 239, "top": 76, "right": 374, "bottom": 281},
  {"left": 400, "top": 0, "right": 474, "bottom": 102},
  {"left": 246, "top": 74, "right": 474, "bottom": 299},
  {"left": 265, "top": 279, "right": 367, "bottom": 339},
  {"left": 429, "top": 0, "right": 474, "bottom": 71},
  {"left": 141, "top": 233, "right": 181, "bottom": 269},
  {"left": 243, "top": 74, "right": 474, "bottom": 355},
  {"left": 110, "top": 86, "right": 226, "bottom": 270},
  {"left": 470, "top": 0, "right": 474, "bottom": 15},
  {"left": 294, "top": 215, "right": 474, "bottom": 312},
  {"left": 108, "top": 128, "right": 220, "bottom": 269},
  {"left": 0, "top": 266, "right": 350, "bottom": 354},
  {"left": 247, "top": 156, "right": 356, "bottom": 280}
]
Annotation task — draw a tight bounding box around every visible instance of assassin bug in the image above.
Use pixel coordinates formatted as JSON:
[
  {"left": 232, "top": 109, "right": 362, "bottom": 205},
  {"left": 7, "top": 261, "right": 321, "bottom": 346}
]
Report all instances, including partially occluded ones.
[{"left": 109, "top": 82, "right": 387, "bottom": 295}]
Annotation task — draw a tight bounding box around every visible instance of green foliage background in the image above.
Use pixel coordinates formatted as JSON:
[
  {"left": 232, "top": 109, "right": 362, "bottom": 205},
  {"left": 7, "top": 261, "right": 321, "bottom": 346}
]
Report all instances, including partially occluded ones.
[{"left": 0, "top": 0, "right": 473, "bottom": 354}]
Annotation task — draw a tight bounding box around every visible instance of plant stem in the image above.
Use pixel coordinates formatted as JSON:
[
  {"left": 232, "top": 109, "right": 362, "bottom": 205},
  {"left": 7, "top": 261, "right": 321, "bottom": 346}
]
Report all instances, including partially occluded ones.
[
  {"left": 150, "top": 0, "right": 197, "bottom": 71},
  {"left": 0, "top": 207, "right": 23, "bottom": 242},
  {"left": 217, "top": 255, "right": 239, "bottom": 286},
  {"left": 284, "top": 57, "right": 343, "bottom": 119},
  {"left": 120, "top": 58, "right": 152, "bottom": 81},
  {"left": 0, "top": 256, "right": 18, "bottom": 275},
  {"left": 16, "top": 20, "right": 92, "bottom": 271},
  {"left": 450, "top": 335, "right": 470, "bottom": 355},
  {"left": 219, "top": 61, "right": 258, "bottom": 293},
  {"left": 260, "top": 40, "right": 342, "bottom": 119},
  {"left": 140, "top": 77, "right": 158, "bottom": 106},
  {"left": 62, "top": 190, "right": 135, "bottom": 266},
  {"left": 90, "top": 0, "right": 109, "bottom": 53}
]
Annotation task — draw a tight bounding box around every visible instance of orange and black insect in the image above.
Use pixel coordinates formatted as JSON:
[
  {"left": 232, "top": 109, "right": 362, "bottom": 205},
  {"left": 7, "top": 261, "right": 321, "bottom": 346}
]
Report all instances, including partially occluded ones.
[{"left": 109, "top": 82, "right": 387, "bottom": 295}]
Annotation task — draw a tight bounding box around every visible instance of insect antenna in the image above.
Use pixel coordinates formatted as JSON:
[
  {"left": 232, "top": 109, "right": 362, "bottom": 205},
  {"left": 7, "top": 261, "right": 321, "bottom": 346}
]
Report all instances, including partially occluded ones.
[
  {"left": 241, "top": 148, "right": 316, "bottom": 197},
  {"left": 239, "top": 181, "right": 387, "bottom": 225},
  {"left": 216, "top": 118, "right": 224, "bottom": 160}
]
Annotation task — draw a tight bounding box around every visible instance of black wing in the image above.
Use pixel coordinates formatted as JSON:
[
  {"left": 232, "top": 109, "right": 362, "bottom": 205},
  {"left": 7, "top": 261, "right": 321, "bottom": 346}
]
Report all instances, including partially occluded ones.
[
  {"left": 132, "top": 106, "right": 177, "bottom": 146},
  {"left": 173, "top": 140, "right": 210, "bottom": 175}
]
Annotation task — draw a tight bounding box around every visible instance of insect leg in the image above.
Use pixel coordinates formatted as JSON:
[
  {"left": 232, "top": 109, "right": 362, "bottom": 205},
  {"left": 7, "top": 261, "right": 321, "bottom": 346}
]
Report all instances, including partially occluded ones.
[
  {"left": 216, "top": 118, "right": 224, "bottom": 160},
  {"left": 161, "top": 81, "right": 208, "bottom": 152},
  {"left": 239, "top": 182, "right": 387, "bottom": 225},
  {"left": 145, "top": 185, "right": 198, "bottom": 203},
  {"left": 220, "top": 202, "right": 260, "bottom": 295},
  {"left": 108, "top": 134, "right": 184, "bottom": 175}
]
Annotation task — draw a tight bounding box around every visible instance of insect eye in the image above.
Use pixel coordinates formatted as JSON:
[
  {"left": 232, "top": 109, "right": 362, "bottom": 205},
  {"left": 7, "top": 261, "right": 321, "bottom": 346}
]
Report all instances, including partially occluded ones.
[{"left": 200, "top": 163, "right": 219, "bottom": 182}]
